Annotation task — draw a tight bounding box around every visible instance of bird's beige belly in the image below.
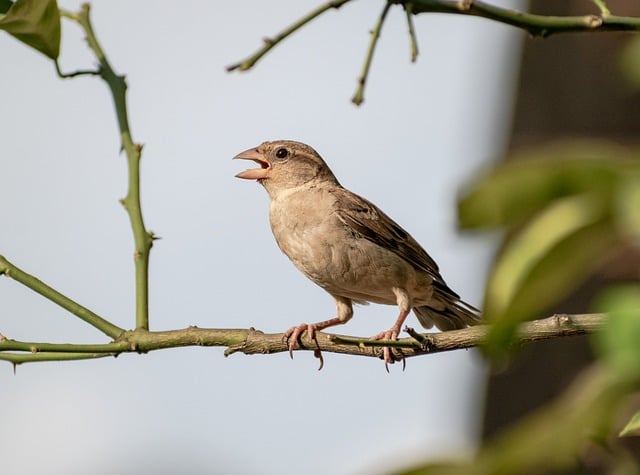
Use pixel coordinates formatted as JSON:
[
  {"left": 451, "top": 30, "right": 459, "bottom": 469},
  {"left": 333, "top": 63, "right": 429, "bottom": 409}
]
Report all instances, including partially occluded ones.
[{"left": 277, "top": 228, "right": 433, "bottom": 305}]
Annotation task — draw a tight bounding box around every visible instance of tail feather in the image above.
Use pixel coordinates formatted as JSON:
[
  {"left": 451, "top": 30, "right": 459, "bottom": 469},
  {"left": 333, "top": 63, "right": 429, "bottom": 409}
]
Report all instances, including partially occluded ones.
[{"left": 413, "top": 293, "right": 481, "bottom": 331}]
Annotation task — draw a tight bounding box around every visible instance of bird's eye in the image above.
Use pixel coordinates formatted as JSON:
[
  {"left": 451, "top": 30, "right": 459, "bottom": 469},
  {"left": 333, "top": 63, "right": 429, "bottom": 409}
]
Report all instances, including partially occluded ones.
[{"left": 275, "top": 148, "right": 289, "bottom": 159}]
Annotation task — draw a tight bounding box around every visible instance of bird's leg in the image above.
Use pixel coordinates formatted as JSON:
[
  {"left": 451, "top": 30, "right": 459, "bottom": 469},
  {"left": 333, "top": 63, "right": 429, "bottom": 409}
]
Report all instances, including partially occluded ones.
[
  {"left": 372, "top": 288, "right": 412, "bottom": 370},
  {"left": 371, "top": 308, "right": 410, "bottom": 371},
  {"left": 283, "top": 297, "right": 353, "bottom": 364}
]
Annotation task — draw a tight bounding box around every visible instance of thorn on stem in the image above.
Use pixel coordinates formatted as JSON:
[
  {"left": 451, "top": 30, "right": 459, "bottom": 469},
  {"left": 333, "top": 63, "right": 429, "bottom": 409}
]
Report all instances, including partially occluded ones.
[{"left": 457, "top": 0, "right": 473, "bottom": 11}]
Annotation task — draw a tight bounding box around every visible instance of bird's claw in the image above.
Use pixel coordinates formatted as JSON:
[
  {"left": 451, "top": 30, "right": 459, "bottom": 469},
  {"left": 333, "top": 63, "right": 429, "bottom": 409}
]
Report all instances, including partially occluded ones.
[
  {"left": 372, "top": 329, "right": 405, "bottom": 372},
  {"left": 283, "top": 323, "right": 321, "bottom": 360},
  {"left": 314, "top": 349, "right": 324, "bottom": 371}
]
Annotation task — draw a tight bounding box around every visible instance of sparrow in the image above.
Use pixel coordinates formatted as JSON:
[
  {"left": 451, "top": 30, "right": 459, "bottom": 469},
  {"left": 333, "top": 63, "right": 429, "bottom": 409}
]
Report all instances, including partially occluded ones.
[{"left": 234, "top": 140, "right": 480, "bottom": 368}]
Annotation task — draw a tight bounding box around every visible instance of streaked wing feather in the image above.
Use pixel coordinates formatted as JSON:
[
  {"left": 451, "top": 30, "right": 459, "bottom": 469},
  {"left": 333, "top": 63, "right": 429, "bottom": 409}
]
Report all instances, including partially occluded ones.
[{"left": 331, "top": 187, "right": 446, "bottom": 284}]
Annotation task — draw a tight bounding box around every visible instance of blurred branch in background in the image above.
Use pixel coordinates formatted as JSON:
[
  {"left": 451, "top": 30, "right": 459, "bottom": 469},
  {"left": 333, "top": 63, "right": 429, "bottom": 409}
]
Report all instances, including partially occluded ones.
[{"left": 228, "top": 0, "right": 640, "bottom": 104}]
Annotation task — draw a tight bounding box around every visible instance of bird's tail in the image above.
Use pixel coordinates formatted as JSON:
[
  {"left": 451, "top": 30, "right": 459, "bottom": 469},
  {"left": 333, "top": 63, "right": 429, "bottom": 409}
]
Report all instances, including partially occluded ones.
[{"left": 413, "top": 282, "right": 481, "bottom": 331}]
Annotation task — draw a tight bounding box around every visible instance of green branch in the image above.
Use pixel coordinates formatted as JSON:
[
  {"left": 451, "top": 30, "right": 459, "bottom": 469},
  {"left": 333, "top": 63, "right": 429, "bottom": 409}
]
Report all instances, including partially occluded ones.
[
  {"left": 62, "top": 5, "right": 153, "bottom": 330},
  {"left": 0, "top": 313, "right": 607, "bottom": 367},
  {"left": 407, "top": 0, "right": 639, "bottom": 37},
  {"left": 591, "top": 0, "right": 611, "bottom": 17},
  {"left": 351, "top": 1, "right": 392, "bottom": 105},
  {"left": 404, "top": 2, "right": 419, "bottom": 63},
  {"left": 0, "top": 352, "right": 116, "bottom": 365},
  {"left": 228, "top": 0, "right": 640, "bottom": 104},
  {"left": 225, "top": 0, "right": 355, "bottom": 72},
  {"left": 0, "top": 255, "right": 123, "bottom": 338}
]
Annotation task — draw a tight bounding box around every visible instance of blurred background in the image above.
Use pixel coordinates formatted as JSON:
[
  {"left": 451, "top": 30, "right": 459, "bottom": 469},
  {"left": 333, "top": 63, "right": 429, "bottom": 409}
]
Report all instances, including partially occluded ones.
[
  {"left": 1, "top": 1, "right": 525, "bottom": 474},
  {"left": 481, "top": 0, "right": 640, "bottom": 463}
]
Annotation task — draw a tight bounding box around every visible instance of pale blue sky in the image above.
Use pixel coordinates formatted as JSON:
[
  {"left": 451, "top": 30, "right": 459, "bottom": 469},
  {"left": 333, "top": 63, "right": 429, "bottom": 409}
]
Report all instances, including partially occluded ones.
[{"left": 0, "top": 1, "right": 523, "bottom": 473}]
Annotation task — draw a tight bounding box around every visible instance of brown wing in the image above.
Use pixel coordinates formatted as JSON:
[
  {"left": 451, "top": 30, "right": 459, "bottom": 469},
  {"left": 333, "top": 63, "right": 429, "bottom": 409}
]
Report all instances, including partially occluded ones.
[
  {"left": 331, "top": 186, "right": 480, "bottom": 329},
  {"left": 330, "top": 186, "right": 447, "bottom": 285}
]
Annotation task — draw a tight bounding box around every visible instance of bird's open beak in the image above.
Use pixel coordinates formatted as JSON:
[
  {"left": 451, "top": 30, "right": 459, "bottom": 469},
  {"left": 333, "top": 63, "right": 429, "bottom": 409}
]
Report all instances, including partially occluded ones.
[{"left": 233, "top": 147, "right": 270, "bottom": 180}]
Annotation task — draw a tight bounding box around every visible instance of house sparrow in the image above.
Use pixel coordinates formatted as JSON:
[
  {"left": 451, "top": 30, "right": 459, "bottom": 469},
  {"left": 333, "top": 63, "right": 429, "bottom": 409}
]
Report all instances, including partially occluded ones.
[{"left": 234, "top": 140, "right": 480, "bottom": 368}]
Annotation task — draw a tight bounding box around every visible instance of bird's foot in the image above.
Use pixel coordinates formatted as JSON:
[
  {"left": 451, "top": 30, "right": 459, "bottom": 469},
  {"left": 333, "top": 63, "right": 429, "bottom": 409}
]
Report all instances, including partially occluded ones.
[
  {"left": 283, "top": 323, "right": 325, "bottom": 370},
  {"left": 283, "top": 323, "right": 319, "bottom": 359},
  {"left": 371, "top": 328, "right": 404, "bottom": 372}
]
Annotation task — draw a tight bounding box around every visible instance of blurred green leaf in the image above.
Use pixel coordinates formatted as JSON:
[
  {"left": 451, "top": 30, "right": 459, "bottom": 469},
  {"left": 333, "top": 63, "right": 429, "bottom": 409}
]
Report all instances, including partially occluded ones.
[
  {"left": 396, "top": 366, "right": 633, "bottom": 475},
  {"left": 459, "top": 141, "right": 632, "bottom": 229},
  {"left": 618, "top": 36, "right": 640, "bottom": 91},
  {"left": 0, "top": 0, "right": 60, "bottom": 59},
  {"left": 614, "top": 173, "right": 640, "bottom": 243},
  {"left": 483, "top": 195, "right": 616, "bottom": 351},
  {"left": 594, "top": 285, "right": 640, "bottom": 380},
  {"left": 458, "top": 141, "right": 640, "bottom": 354},
  {"left": 0, "top": 0, "right": 13, "bottom": 15},
  {"left": 620, "top": 410, "right": 640, "bottom": 437}
]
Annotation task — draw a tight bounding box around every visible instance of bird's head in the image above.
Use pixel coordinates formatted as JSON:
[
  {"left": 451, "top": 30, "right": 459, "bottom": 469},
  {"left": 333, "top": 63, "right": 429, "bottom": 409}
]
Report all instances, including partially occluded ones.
[{"left": 234, "top": 140, "right": 338, "bottom": 195}]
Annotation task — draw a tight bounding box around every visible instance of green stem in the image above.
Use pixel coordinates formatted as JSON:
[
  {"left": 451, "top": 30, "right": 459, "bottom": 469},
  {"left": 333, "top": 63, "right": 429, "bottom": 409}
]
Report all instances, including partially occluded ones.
[
  {"left": 0, "top": 313, "right": 607, "bottom": 366},
  {"left": 408, "top": 0, "right": 637, "bottom": 37},
  {"left": 330, "top": 334, "right": 420, "bottom": 348},
  {"left": 54, "top": 60, "right": 99, "bottom": 78},
  {"left": 229, "top": 0, "right": 640, "bottom": 91},
  {"left": 405, "top": 2, "right": 419, "bottom": 63},
  {"left": 0, "top": 352, "right": 116, "bottom": 365},
  {"left": 351, "top": 1, "right": 392, "bottom": 105},
  {"left": 0, "top": 255, "right": 124, "bottom": 338},
  {"left": 226, "top": 0, "right": 355, "bottom": 72},
  {"left": 591, "top": 0, "right": 610, "bottom": 17},
  {"left": 0, "top": 338, "right": 129, "bottom": 353},
  {"left": 70, "top": 5, "right": 153, "bottom": 330}
]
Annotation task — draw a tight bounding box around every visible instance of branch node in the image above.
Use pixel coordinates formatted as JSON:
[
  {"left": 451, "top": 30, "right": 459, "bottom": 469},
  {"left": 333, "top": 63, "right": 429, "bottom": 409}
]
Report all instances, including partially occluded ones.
[
  {"left": 586, "top": 14, "right": 603, "bottom": 28},
  {"left": 457, "top": 0, "right": 473, "bottom": 11}
]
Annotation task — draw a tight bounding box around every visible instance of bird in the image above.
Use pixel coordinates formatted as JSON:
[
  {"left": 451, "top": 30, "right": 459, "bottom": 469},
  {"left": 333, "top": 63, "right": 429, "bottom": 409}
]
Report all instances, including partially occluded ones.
[{"left": 234, "top": 140, "right": 480, "bottom": 368}]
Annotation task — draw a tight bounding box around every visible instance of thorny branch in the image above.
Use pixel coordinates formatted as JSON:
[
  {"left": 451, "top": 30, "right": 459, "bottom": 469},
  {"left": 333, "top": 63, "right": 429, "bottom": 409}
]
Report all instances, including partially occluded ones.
[
  {"left": 228, "top": 0, "right": 640, "bottom": 104},
  {"left": 0, "top": 313, "right": 607, "bottom": 367}
]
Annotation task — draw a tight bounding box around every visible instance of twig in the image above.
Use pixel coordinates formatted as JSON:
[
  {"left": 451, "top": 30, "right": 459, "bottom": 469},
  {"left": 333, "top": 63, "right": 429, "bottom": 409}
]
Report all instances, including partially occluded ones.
[
  {"left": 0, "top": 352, "right": 116, "bottom": 365},
  {"left": 407, "top": 0, "right": 638, "bottom": 37},
  {"left": 63, "top": 5, "right": 154, "bottom": 330},
  {"left": 405, "top": 2, "right": 419, "bottom": 62},
  {"left": 0, "top": 313, "right": 607, "bottom": 366},
  {"left": 225, "top": 0, "right": 354, "bottom": 72},
  {"left": 591, "top": 0, "right": 611, "bottom": 17},
  {"left": 228, "top": 0, "right": 640, "bottom": 105},
  {"left": 352, "top": 1, "right": 393, "bottom": 105},
  {"left": 54, "top": 60, "right": 99, "bottom": 78},
  {"left": 0, "top": 255, "right": 123, "bottom": 339}
]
